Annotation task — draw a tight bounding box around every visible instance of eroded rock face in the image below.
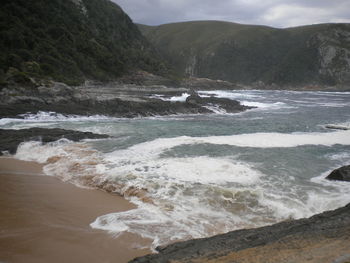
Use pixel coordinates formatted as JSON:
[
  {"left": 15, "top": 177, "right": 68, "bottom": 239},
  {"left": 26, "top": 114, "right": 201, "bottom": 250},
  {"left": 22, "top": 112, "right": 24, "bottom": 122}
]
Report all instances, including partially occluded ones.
[
  {"left": 314, "top": 26, "right": 350, "bottom": 85},
  {"left": 326, "top": 165, "right": 350, "bottom": 182}
]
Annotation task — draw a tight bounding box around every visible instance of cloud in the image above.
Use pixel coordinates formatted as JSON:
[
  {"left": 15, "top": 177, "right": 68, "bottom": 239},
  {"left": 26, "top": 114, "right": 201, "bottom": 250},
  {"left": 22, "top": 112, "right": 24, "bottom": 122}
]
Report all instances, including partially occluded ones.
[
  {"left": 113, "top": 0, "right": 350, "bottom": 28},
  {"left": 262, "top": 1, "right": 350, "bottom": 27}
]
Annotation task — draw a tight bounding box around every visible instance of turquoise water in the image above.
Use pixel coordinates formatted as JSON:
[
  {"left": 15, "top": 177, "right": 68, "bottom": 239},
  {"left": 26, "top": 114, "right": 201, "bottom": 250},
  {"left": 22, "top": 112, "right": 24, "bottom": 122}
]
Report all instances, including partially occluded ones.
[{"left": 2, "top": 90, "right": 350, "bottom": 249}]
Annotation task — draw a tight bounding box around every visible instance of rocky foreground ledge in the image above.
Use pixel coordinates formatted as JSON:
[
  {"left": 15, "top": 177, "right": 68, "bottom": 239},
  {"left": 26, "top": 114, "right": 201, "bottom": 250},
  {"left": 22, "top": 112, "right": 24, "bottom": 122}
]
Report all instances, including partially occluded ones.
[
  {"left": 131, "top": 203, "right": 350, "bottom": 263},
  {"left": 0, "top": 128, "right": 108, "bottom": 155}
]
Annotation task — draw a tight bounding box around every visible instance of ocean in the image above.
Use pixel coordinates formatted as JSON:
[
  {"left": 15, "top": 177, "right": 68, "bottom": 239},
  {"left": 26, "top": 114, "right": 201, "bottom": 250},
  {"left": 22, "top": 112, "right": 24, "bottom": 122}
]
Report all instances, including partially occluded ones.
[{"left": 1, "top": 89, "right": 350, "bottom": 250}]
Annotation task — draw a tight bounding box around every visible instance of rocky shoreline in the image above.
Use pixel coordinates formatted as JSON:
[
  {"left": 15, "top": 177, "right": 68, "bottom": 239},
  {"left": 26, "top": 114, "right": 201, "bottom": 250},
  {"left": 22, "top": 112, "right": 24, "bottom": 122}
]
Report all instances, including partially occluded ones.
[
  {"left": 1, "top": 77, "right": 349, "bottom": 263},
  {"left": 0, "top": 81, "right": 252, "bottom": 119},
  {"left": 0, "top": 128, "right": 108, "bottom": 155},
  {"left": 1, "top": 122, "right": 349, "bottom": 263},
  {"left": 131, "top": 203, "right": 350, "bottom": 263},
  {"left": 3, "top": 71, "right": 348, "bottom": 120},
  {"left": 129, "top": 162, "right": 350, "bottom": 263},
  {"left": 2, "top": 127, "right": 349, "bottom": 263}
]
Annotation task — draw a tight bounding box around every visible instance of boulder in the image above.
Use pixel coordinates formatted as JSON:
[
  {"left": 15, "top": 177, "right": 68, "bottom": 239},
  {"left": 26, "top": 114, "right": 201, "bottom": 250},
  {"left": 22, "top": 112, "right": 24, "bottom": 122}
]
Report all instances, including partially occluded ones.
[
  {"left": 185, "top": 91, "right": 253, "bottom": 113},
  {"left": 326, "top": 165, "right": 350, "bottom": 182},
  {"left": 185, "top": 92, "right": 203, "bottom": 105}
]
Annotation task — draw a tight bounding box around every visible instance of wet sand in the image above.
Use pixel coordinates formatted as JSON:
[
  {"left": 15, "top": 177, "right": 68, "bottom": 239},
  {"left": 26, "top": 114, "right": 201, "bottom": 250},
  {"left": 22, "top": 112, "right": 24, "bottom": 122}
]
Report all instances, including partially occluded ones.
[{"left": 0, "top": 157, "right": 152, "bottom": 263}]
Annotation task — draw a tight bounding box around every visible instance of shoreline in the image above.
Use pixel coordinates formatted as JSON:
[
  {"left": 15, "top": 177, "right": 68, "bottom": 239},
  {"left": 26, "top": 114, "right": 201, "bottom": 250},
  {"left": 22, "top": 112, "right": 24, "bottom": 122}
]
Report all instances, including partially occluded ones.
[
  {"left": 0, "top": 157, "right": 151, "bottom": 263},
  {"left": 132, "top": 204, "right": 350, "bottom": 263}
]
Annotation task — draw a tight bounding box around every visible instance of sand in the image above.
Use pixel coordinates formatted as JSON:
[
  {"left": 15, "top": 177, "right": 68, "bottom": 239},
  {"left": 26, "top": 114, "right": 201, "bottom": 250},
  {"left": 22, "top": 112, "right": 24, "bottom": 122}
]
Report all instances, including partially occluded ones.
[{"left": 0, "top": 157, "right": 152, "bottom": 263}]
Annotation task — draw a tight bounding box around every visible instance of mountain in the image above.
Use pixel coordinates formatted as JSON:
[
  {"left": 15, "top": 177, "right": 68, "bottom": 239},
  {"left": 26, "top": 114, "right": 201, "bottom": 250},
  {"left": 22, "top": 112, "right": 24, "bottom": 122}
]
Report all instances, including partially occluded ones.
[
  {"left": 0, "top": 0, "right": 167, "bottom": 85},
  {"left": 138, "top": 21, "right": 350, "bottom": 88}
]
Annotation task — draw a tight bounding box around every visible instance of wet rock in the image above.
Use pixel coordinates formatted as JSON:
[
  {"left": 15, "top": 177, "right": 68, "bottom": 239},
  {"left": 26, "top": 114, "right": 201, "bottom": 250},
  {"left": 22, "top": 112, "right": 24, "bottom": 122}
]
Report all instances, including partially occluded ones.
[
  {"left": 325, "top": 124, "right": 350, "bottom": 130},
  {"left": 0, "top": 128, "right": 108, "bottom": 155},
  {"left": 130, "top": 203, "right": 350, "bottom": 263},
  {"left": 0, "top": 81, "right": 252, "bottom": 118},
  {"left": 185, "top": 92, "right": 203, "bottom": 105},
  {"left": 326, "top": 165, "right": 350, "bottom": 182},
  {"left": 185, "top": 92, "right": 253, "bottom": 113}
]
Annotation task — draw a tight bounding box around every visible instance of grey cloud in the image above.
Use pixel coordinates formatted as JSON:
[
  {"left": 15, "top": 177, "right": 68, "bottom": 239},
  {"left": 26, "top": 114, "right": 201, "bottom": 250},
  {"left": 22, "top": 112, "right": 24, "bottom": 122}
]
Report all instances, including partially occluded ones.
[{"left": 113, "top": 0, "right": 350, "bottom": 28}]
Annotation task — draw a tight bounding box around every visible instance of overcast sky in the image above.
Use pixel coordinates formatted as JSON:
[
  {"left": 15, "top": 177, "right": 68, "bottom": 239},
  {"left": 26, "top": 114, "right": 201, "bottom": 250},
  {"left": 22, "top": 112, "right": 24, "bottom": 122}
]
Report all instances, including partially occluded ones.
[{"left": 113, "top": 0, "right": 350, "bottom": 28}]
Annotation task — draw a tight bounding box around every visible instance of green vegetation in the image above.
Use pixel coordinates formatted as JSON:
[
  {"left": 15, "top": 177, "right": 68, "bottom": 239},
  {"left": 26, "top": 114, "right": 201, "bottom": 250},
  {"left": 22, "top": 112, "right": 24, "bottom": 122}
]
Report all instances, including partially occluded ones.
[
  {"left": 139, "top": 21, "right": 350, "bottom": 86},
  {"left": 0, "top": 0, "right": 167, "bottom": 85}
]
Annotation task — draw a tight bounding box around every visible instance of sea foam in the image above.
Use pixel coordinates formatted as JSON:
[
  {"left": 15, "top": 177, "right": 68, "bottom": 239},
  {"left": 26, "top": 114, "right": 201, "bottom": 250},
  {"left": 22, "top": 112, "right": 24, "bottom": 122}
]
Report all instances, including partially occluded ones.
[
  {"left": 104, "top": 130, "right": 350, "bottom": 155},
  {"left": 13, "top": 132, "right": 350, "bottom": 250}
]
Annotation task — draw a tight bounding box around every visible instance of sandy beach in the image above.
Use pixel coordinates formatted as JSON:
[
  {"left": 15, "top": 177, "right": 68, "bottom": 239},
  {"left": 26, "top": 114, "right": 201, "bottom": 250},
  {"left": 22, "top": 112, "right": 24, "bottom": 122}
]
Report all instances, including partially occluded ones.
[{"left": 0, "top": 157, "right": 152, "bottom": 263}]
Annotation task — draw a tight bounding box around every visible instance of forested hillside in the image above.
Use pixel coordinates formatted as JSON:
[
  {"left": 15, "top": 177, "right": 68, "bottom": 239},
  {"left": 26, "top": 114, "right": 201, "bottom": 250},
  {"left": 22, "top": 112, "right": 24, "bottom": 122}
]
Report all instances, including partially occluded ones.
[
  {"left": 139, "top": 21, "right": 350, "bottom": 87},
  {"left": 0, "top": 0, "right": 167, "bottom": 85}
]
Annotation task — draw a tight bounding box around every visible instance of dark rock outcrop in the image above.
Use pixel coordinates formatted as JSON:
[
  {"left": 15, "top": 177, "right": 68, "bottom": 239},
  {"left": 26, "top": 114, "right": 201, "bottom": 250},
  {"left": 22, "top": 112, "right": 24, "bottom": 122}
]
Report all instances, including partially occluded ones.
[
  {"left": 0, "top": 128, "right": 108, "bottom": 155},
  {"left": 130, "top": 203, "right": 350, "bottom": 263},
  {"left": 326, "top": 124, "right": 350, "bottom": 130},
  {"left": 0, "top": 96, "right": 208, "bottom": 119},
  {"left": 326, "top": 165, "right": 350, "bottom": 182},
  {"left": 186, "top": 92, "right": 253, "bottom": 113},
  {"left": 0, "top": 83, "right": 252, "bottom": 118}
]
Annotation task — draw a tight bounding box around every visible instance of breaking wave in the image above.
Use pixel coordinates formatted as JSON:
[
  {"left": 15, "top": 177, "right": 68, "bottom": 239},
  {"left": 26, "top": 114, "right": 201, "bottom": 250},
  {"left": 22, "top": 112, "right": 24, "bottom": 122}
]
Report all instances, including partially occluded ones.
[
  {"left": 0, "top": 111, "right": 113, "bottom": 127},
  {"left": 7, "top": 89, "right": 350, "bottom": 250},
  {"left": 14, "top": 128, "right": 350, "bottom": 249}
]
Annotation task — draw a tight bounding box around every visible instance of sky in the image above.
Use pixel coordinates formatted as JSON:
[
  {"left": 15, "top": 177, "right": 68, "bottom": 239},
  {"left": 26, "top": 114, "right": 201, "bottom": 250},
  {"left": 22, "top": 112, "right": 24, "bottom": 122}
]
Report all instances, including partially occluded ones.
[{"left": 113, "top": 0, "right": 350, "bottom": 28}]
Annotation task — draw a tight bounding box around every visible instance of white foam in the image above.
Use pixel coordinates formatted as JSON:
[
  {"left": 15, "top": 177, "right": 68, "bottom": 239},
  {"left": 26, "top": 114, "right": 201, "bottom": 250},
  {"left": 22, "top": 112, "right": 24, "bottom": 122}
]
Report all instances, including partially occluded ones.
[
  {"left": 15, "top": 139, "right": 71, "bottom": 163},
  {"left": 327, "top": 152, "right": 350, "bottom": 161},
  {"left": 202, "top": 131, "right": 350, "bottom": 148},
  {"left": 199, "top": 90, "right": 260, "bottom": 99},
  {"left": 0, "top": 111, "right": 113, "bottom": 128},
  {"left": 105, "top": 131, "right": 350, "bottom": 157},
  {"left": 241, "top": 101, "right": 294, "bottom": 110},
  {"left": 109, "top": 156, "right": 261, "bottom": 185},
  {"left": 317, "top": 102, "right": 349, "bottom": 108},
  {"left": 15, "top": 140, "right": 108, "bottom": 187},
  {"left": 168, "top": 93, "right": 190, "bottom": 102},
  {"left": 0, "top": 118, "right": 22, "bottom": 126},
  {"left": 17, "top": 138, "right": 262, "bottom": 248},
  {"left": 90, "top": 186, "right": 258, "bottom": 249},
  {"left": 153, "top": 93, "right": 190, "bottom": 102},
  {"left": 6, "top": 89, "right": 350, "bottom": 250},
  {"left": 90, "top": 131, "right": 349, "bottom": 248},
  {"left": 13, "top": 136, "right": 350, "bottom": 250},
  {"left": 203, "top": 104, "right": 227, "bottom": 114},
  {"left": 198, "top": 90, "right": 295, "bottom": 111},
  {"left": 20, "top": 111, "right": 111, "bottom": 122},
  {"left": 90, "top": 205, "right": 209, "bottom": 249},
  {"left": 306, "top": 190, "right": 350, "bottom": 214}
]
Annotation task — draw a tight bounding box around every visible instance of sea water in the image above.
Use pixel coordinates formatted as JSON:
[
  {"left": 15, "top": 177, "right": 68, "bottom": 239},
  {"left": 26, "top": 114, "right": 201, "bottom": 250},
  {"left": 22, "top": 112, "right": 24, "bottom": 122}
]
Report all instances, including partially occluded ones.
[{"left": 1, "top": 90, "right": 350, "bottom": 249}]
